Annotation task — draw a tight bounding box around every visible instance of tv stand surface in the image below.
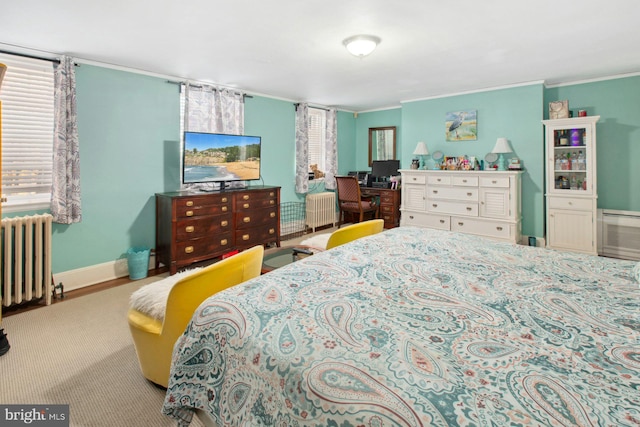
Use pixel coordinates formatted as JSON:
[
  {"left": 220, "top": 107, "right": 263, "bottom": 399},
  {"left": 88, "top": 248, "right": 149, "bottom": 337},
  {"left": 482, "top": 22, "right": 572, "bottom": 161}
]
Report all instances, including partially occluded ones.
[{"left": 156, "top": 186, "right": 281, "bottom": 274}]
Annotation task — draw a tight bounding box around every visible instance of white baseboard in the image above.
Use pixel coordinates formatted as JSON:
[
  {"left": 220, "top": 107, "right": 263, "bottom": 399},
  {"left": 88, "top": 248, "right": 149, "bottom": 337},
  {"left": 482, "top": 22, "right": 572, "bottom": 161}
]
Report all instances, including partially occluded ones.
[{"left": 53, "top": 254, "right": 157, "bottom": 293}]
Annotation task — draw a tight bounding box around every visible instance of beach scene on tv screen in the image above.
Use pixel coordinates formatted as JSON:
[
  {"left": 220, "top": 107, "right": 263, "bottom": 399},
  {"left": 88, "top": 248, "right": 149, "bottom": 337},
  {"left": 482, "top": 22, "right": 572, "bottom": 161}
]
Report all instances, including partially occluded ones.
[{"left": 184, "top": 134, "right": 260, "bottom": 182}]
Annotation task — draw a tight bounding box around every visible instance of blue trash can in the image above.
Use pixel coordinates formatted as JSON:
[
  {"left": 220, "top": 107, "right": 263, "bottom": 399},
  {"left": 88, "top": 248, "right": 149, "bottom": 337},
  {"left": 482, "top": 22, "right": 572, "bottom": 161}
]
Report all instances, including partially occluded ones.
[{"left": 127, "top": 247, "right": 150, "bottom": 280}]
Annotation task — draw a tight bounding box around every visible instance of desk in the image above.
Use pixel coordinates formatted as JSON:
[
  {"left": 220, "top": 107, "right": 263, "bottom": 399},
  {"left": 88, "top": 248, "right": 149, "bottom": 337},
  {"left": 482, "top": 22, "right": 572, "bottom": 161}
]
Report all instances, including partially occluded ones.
[{"left": 360, "top": 187, "right": 401, "bottom": 228}]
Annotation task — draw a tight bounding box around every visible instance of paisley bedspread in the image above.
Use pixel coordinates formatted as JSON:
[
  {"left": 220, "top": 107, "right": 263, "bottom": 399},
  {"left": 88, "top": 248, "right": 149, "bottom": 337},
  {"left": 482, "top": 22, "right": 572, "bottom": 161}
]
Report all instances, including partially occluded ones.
[{"left": 162, "top": 226, "right": 640, "bottom": 426}]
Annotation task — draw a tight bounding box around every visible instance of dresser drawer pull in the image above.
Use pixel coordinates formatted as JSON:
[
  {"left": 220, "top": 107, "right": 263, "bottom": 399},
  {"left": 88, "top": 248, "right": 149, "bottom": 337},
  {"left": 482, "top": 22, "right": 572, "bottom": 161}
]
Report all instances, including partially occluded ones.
[
  {"left": 432, "top": 204, "right": 438, "bottom": 208},
  {"left": 458, "top": 222, "right": 464, "bottom": 226},
  {"left": 440, "top": 219, "right": 445, "bottom": 224},
  {"left": 222, "top": 197, "right": 228, "bottom": 203},
  {"left": 462, "top": 179, "right": 468, "bottom": 183},
  {"left": 243, "top": 203, "right": 250, "bottom": 209},
  {"left": 242, "top": 234, "right": 250, "bottom": 241},
  {"left": 186, "top": 210, "right": 194, "bottom": 217},
  {"left": 220, "top": 239, "right": 228, "bottom": 246},
  {"left": 467, "top": 192, "right": 472, "bottom": 196},
  {"left": 269, "top": 200, "right": 275, "bottom": 205},
  {"left": 409, "top": 215, "right": 414, "bottom": 219},
  {"left": 243, "top": 195, "right": 250, "bottom": 200},
  {"left": 432, "top": 190, "right": 438, "bottom": 194},
  {"left": 568, "top": 201, "right": 573, "bottom": 206},
  {"left": 243, "top": 217, "right": 251, "bottom": 223},
  {"left": 186, "top": 201, "right": 194, "bottom": 207},
  {"left": 466, "top": 207, "right": 472, "bottom": 211},
  {"left": 492, "top": 180, "right": 497, "bottom": 184},
  {"left": 269, "top": 192, "right": 275, "bottom": 197},
  {"left": 496, "top": 226, "right": 503, "bottom": 231},
  {"left": 269, "top": 228, "right": 275, "bottom": 234},
  {"left": 270, "top": 212, "right": 276, "bottom": 218},
  {"left": 412, "top": 177, "right": 417, "bottom": 181},
  {"left": 184, "top": 246, "right": 194, "bottom": 254},
  {"left": 437, "top": 178, "right": 442, "bottom": 182},
  {"left": 221, "top": 220, "right": 228, "bottom": 227},
  {"left": 185, "top": 226, "right": 194, "bottom": 233},
  {"left": 222, "top": 206, "right": 228, "bottom": 212}
]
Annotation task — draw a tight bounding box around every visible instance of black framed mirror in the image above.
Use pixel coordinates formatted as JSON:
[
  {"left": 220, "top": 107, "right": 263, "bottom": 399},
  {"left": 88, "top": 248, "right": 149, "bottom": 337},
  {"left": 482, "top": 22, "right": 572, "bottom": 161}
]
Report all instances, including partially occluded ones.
[{"left": 368, "top": 126, "right": 397, "bottom": 166}]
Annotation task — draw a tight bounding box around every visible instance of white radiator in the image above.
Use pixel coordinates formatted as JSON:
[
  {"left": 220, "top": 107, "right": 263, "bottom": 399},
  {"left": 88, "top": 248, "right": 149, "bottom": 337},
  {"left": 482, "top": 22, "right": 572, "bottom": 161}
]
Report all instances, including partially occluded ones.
[
  {"left": 1, "top": 214, "right": 53, "bottom": 307},
  {"left": 306, "top": 192, "right": 336, "bottom": 232},
  {"left": 597, "top": 209, "right": 640, "bottom": 261}
]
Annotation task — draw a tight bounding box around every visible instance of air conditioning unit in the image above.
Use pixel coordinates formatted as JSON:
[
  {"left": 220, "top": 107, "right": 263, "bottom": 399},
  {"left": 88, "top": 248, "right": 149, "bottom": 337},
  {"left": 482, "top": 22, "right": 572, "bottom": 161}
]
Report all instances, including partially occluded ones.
[{"left": 597, "top": 209, "right": 640, "bottom": 261}]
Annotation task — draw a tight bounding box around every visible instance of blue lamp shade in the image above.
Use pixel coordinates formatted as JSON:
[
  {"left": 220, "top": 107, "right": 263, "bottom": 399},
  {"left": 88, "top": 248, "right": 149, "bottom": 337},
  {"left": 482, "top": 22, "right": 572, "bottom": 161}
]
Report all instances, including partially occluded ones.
[
  {"left": 491, "top": 137, "right": 513, "bottom": 171},
  {"left": 413, "top": 141, "right": 429, "bottom": 170}
]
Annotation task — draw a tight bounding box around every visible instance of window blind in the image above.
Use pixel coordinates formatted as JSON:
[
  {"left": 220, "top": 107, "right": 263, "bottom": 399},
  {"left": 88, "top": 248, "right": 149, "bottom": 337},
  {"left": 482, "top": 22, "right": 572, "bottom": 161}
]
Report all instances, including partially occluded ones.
[
  {"left": 308, "top": 107, "right": 326, "bottom": 172},
  {"left": 0, "top": 53, "right": 54, "bottom": 211}
]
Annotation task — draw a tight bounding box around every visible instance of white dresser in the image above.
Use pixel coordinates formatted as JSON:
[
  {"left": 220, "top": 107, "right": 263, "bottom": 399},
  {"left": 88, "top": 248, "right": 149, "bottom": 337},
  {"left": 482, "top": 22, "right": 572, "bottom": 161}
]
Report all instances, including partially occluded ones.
[{"left": 400, "top": 170, "right": 522, "bottom": 243}]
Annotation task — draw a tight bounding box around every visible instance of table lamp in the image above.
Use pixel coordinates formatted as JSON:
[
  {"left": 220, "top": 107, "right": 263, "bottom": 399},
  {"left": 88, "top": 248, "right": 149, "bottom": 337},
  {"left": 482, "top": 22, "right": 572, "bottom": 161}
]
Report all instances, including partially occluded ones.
[
  {"left": 491, "top": 137, "right": 513, "bottom": 171},
  {"left": 413, "top": 141, "right": 429, "bottom": 170}
]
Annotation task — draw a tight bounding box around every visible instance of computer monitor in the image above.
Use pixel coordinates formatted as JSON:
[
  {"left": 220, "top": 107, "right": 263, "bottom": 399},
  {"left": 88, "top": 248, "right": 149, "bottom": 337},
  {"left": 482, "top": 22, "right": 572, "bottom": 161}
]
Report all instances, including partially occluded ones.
[{"left": 371, "top": 160, "right": 400, "bottom": 178}]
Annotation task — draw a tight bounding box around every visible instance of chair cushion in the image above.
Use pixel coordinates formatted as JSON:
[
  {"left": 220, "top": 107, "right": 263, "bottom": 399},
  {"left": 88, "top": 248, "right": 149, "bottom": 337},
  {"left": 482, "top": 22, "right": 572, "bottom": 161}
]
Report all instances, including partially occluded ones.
[{"left": 129, "top": 268, "right": 202, "bottom": 320}]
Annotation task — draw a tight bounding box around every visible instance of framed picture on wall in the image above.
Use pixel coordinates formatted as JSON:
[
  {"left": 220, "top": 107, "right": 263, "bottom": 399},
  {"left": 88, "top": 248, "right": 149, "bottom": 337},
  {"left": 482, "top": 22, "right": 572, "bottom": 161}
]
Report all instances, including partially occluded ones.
[{"left": 446, "top": 109, "right": 477, "bottom": 141}]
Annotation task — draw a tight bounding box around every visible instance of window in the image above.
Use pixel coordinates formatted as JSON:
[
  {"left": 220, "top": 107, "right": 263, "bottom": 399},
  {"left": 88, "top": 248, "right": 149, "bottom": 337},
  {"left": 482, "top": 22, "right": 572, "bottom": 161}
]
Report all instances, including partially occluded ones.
[
  {"left": 0, "top": 53, "right": 55, "bottom": 212},
  {"left": 308, "top": 107, "right": 326, "bottom": 173}
]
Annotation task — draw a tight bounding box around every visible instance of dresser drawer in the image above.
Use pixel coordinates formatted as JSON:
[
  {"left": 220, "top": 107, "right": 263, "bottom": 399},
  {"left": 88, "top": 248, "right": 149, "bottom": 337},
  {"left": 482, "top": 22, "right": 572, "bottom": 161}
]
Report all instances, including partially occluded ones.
[
  {"left": 176, "top": 203, "right": 230, "bottom": 219},
  {"left": 452, "top": 176, "right": 478, "bottom": 186},
  {"left": 175, "top": 215, "right": 232, "bottom": 241},
  {"left": 175, "top": 233, "right": 233, "bottom": 262},
  {"left": 451, "top": 217, "right": 513, "bottom": 240},
  {"left": 427, "top": 175, "right": 451, "bottom": 185},
  {"left": 235, "top": 226, "right": 278, "bottom": 249},
  {"left": 428, "top": 200, "right": 478, "bottom": 216},
  {"left": 428, "top": 187, "right": 478, "bottom": 202},
  {"left": 401, "top": 211, "right": 450, "bottom": 230},
  {"left": 480, "top": 176, "right": 510, "bottom": 188},
  {"left": 404, "top": 173, "right": 427, "bottom": 185},
  {"left": 235, "top": 193, "right": 278, "bottom": 210},
  {"left": 176, "top": 194, "right": 230, "bottom": 209},
  {"left": 235, "top": 207, "right": 278, "bottom": 229}
]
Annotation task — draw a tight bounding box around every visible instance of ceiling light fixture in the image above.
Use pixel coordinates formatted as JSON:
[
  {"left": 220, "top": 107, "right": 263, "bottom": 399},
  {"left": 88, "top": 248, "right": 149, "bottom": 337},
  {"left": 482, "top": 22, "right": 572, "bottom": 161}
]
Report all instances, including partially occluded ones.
[{"left": 343, "top": 35, "right": 381, "bottom": 57}]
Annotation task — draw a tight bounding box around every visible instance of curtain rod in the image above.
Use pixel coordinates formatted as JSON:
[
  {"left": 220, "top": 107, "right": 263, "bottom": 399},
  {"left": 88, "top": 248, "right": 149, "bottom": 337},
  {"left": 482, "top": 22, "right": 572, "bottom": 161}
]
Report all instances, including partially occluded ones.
[
  {"left": 167, "top": 80, "right": 252, "bottom": 98},
  {"left": 0, "top": 49, "right": 60, "bottom": 64},
  {"left": 294, "top": 102, "right": 329, "bottom": 111}
]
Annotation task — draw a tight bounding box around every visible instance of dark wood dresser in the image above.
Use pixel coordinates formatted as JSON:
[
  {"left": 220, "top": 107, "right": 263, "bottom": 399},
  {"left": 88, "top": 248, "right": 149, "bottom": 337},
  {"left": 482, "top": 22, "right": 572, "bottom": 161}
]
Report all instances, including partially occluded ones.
[{"left": 156, "top": 186, "right": 280, "bottom": 274}]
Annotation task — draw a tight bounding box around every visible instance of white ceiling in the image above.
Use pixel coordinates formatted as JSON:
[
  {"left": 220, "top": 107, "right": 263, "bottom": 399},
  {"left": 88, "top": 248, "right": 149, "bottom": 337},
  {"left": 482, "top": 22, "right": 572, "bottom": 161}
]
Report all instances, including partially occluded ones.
[{"left": 2, "top": 0, "right": 640, "bottom": 112}]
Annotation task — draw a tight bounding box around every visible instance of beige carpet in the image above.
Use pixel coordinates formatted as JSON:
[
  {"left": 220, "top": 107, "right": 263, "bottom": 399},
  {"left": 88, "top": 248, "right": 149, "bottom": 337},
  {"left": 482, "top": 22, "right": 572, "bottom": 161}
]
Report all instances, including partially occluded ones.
[{"left": 0, "top": 274, "right": 206, "bottom": 427}]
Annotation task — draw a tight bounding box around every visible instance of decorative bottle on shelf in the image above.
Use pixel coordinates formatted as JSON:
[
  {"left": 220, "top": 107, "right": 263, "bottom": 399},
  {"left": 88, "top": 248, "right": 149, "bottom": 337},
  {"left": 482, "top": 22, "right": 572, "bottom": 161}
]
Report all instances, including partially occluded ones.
[
  {"left": 582, "top": 130, "right": 587, "bottom": 146},
  {"left": 555, "top": 154, "right": 561, "bottom": 171},
  {"left": 578, "top": 151, "right": 585, "bottom": 170}
]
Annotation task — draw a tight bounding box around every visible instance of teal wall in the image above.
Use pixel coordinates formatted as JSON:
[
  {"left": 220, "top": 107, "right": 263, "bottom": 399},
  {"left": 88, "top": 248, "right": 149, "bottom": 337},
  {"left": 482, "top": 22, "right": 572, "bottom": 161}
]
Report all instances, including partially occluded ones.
[
  {"left": 4, "top": 62, "right": 639, "bottom": 276},
  {"left": 545, "top": 76, "right": 640, "bottom": 211},
  {"left": 400, "top": 84, "right": 545, "bottom": 238},
  {"left": 355, "top": 108, "right": 402, "bottom": 170}
]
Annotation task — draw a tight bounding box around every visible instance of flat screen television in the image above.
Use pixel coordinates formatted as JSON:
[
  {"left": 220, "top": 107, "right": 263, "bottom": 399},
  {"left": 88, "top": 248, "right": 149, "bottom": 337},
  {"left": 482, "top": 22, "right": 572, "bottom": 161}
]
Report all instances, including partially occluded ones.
[
  {"left": 371, "top": 160, "right": 400, "bottom": 178},
  {"left": 182, "top": 131, "right": 261, "bottom": 189}
]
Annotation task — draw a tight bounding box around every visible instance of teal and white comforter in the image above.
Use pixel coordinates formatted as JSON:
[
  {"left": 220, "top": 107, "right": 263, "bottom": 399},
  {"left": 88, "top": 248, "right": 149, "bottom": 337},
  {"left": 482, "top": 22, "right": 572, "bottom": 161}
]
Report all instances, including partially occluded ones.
[{"left": 163, "top": 227, "right": 639, "bottom": 426}]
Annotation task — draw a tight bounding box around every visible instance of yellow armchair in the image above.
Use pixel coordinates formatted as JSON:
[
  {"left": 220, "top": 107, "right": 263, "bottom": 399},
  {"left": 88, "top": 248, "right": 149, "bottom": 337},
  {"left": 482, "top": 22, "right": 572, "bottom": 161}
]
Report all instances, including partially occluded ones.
[
  {"left": 325, "top": 219, "right": 384, "bottom": 250},
  {"left": 128, "top": 245, "right": 264, "bottom": 387}
]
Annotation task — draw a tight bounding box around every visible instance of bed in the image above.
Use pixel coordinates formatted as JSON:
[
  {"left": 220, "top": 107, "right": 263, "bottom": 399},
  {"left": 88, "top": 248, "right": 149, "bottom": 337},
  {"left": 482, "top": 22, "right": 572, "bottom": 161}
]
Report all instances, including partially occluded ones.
[{"left": 162, "top": 226, "right": 639, "bottom": 426}]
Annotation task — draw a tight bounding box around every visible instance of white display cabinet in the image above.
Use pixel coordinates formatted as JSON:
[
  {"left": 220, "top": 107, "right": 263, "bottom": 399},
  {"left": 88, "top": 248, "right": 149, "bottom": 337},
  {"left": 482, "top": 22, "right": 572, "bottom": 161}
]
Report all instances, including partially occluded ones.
[{"left": 543, "top": 116, "right": 599, "bottom": 255}]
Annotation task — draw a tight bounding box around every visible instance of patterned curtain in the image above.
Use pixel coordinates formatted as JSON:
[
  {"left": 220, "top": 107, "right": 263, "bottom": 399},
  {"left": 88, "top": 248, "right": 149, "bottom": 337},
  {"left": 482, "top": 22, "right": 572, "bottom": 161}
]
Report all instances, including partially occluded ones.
[
  {"left": 324, "top": 108, "right": 338, "bottom": 190},
  {"left": 51, "top": 56, "right": 81, "bottom": 224},
  {"left": 294, "top": 103, "right": 309, "bottom": 194},
  {"left": 184, "top": 84, "right": 244, "bottom": 134}
]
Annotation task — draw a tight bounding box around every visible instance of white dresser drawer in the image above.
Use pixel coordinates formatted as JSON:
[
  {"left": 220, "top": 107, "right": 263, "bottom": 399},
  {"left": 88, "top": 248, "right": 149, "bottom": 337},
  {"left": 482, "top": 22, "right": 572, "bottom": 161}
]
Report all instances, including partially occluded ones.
[
  {"left": 452, "top": 176, "right": 478, "bottom": 186},
  {"left": 480, "top": 176, "right": 510, "bottom": 188},
  {"left": 427, "top": 175, "right": 451, "bottom": 185},
  {"left": 401, "top": 211, "right": 450, "bottom": 230},
  {"left": 451, "top": 217, "right": 513, "bottom": 240},
  {"left": 404, "top": 173, "right": 427, "bottom": 185},
  {"left": 548, "top": 197, "right": 593, "bottom": 211},
  {"left": 428, "top": 200, "right": 478, "bottom": 216},
  {"left": 428, "top": 187, "right": 478, "bottom": 201}
]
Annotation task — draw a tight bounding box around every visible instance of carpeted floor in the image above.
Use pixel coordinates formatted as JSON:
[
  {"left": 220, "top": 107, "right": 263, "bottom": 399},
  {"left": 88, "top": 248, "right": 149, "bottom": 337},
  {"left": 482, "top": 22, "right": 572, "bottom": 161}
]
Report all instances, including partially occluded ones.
[
  {"left": 0, "top": 229, "right": 339, "bottom": 426},
  {"left": 0, "top": 274, "right": 206, "bottom": 427}
]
